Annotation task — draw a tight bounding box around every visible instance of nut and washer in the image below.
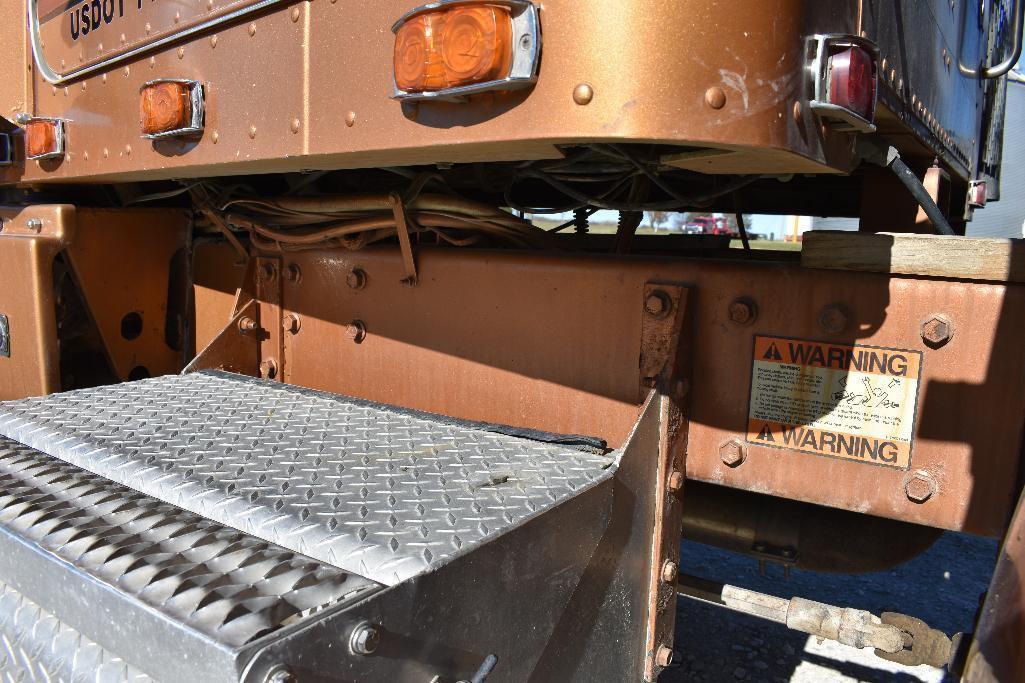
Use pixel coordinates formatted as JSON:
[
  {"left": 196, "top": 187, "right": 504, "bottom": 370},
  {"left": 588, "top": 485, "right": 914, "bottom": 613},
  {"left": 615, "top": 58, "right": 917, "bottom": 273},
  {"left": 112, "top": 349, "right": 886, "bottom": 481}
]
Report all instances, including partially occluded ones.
[
  {"left": 238, "top": 316, "right": 258, "bottom": 333},
  {"left": 661, "top": 560, "right": 679, "bottom": 583},
  {"left": 818, "top": 304, "right": 849, "bottom": 335},
  {"left": 719, "top": 439, "right": 746, "bottom": 467},
  {"left": 655, "top": 645, "right": 675, "bottom": 667},
  {"left": 645, "top": 290, "right": 673, "bottom": 318},
  {"left": 728, "top": 298, "right": 757, "bottom": 325},
  {"left": 283, "top": 313, "right": 302, "bottom": 335},
  {"left": 667, "top": 470, "right": 684, "bottom": 492},
  {"left": 349, "top": 622, "right": 381, "bottom": 655},
  {"left": 921, "top": 314, "right": 953, "bottom": 348}
]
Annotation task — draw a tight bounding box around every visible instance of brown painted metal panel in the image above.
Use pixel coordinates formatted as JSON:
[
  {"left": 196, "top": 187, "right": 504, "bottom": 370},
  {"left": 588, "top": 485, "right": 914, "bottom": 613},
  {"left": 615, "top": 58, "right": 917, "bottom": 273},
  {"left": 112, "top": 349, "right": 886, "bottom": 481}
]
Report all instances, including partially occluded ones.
[
  {"left": 223, "top": 246, "right": 1025, "bottom": 536},
  {"left": 64, "top": 208, "right": 189, "bottom": 380},
  {"left": 0, "top": 205, "right": 74, "bottom": 400},
  {"left": 4, "top": 0, "right": 860, "bottom": 185}
]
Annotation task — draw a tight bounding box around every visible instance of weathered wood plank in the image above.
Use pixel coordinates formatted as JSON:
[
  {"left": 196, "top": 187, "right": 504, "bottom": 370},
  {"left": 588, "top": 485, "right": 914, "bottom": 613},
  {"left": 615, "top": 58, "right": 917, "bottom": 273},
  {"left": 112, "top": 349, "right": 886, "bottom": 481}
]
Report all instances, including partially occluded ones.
[{"left": 801, "top": 230, "right": 1025, "bottom": 282}]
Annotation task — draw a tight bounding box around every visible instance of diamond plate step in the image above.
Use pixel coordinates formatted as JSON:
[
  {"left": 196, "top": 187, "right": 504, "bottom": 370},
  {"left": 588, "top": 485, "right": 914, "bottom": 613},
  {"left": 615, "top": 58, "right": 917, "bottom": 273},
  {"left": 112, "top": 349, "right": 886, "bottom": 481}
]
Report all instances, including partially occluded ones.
[
  {"left": 0, "top": 436, "right": 382, "bottom": 681},
  {"left": 0, "top": 371, "right": 615, "bottom": 586},
  {"left": 0, "top": 579, "right": 152, "bottom": 683}
]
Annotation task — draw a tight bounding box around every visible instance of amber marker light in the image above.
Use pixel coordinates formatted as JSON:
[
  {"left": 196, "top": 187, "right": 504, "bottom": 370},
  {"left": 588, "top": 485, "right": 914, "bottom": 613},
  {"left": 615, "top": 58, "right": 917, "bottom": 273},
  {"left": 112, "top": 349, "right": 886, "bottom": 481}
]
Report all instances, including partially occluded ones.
[
  {"left": 24, "top": 118, "right": 65, "bottom": 161},
  {"left": 392, "top": 0, "right": 540, "bottom": 101},
  {"left": 139, "top": 79, "right": 205, "bottom": 139}
]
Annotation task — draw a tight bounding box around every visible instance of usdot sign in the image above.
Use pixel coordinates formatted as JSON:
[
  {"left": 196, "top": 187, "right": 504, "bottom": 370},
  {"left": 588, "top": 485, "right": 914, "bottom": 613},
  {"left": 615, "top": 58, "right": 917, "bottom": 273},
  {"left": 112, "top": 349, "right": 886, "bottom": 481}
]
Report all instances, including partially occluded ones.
[{"left": 746, "top": 336, "right": 923, "bottom": 469}]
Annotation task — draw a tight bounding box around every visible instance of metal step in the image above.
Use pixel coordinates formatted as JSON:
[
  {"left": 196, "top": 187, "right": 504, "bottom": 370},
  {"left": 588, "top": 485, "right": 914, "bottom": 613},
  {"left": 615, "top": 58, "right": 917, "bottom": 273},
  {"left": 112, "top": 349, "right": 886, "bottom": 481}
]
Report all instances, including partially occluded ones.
[
  {"left": 0, "top": 371, "right": 613, "bottom": 586},
  {"left": 0, "top": 371, "right": 617, "bottom": 681},
  {"left": 0, "top": 436, "right": 382, "bottom": 681}
]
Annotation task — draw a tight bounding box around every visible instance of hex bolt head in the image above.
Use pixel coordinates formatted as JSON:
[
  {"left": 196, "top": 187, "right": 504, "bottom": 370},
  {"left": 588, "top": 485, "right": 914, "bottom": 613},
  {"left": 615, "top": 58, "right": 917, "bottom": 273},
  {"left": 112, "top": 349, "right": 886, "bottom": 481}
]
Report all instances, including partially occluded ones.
[
  {"left": 349, "top": 622, "right": 381, "bottom": 656},
  {"left": 661, "top": 560, "right": 679, "bottom": 583},
  {"left": 921, "top": 314, "right": 953, "bottom": 348},
  {"left": 346, "top": 267, "right": 368, "bottom": 290},
  {"left": 728, "top": 298, "right": 757, "bottom": 325},
  {"left": 345, "top": 320, "right": 367, "bottom": 344},
  {"left": 263, "top": 667, "right": 294, "bottom": 683},
  {"left": 645, "top": 290, "right": 672, "bottom": 318},
  {"left": 283, "top": 263, "right": 302, "bottom": 284},
  {"left": 283, "top": 313, "right": 301, "bottom": 335},
  {"left": 667, "top": 470, "right": 684, "bottom": 492},
  {"left": 818, "top": 304, "right": 849, "bottom": 335},
  {"left": 904, "top": 471, "right": 936, "bottom": 503},
  {"left": 655, "top": 645, "right": 674, "bottom": 667},
  {"left": 259, "top": 358, "right": 277, "bottom": 380},
  {"left": 720, "top": 439, "right": 746, "bottom": 467}
]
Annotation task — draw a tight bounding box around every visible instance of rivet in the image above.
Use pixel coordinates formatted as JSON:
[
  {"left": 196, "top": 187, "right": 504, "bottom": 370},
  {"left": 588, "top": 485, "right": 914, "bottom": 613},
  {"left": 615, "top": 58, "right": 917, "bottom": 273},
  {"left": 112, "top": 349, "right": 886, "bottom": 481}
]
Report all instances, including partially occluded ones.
[
  {"left": 259, "top": 262, "right": 277, "bottom": 283},
  {"left": 346, "top": 320, "right": 368, "bottom": 345},
  {"left": 704, "top": 86, "right": 727, "bottom": 109},
  {"left": 284, "top": 263, "right": 302, "bottom": 283},
  {"left": 572, "top": 83, "right": 594, "bottom": 105},
  {"left": 249, "top": 125, "right": 257, "bottom": 139},
  {"left": 792, "top": 100, "right": 802, "bottom": 121},
  {"left": 345, "top": 111, "right": 357, "bottom": 127},
  {"left": 178, "top": 47, "right": 185, "bottom": 59},
  {"left": 210, "top": 35, "right": 218, "bottom": 48},
  {"left": 346, "top": 267, "right": 368, "bottom": 290},
  {"left": 124, "top": 144, "right": 132, "bottom": 156},
  {"left": 103, "top": 148, "right": 109, "bottom": 158},
  {"left": 149, "top": 57, "right": 155, "bottom": 69},
  {"left": 83, "top": 151, "right": 89, "bottom": 161},
  {"left": 290, "top": 118, "right": 301, "bottom": 134},
  {"left": 728, "top": 297, "right": 757, "bottom": 325},
  {"left": 123, "top": 66, "right": 130, "bottom": 77},
  {"left": 212, "top": 131, "right": 220, "bottom": 144},
  {"left": 102, "top": 73, "right": 107, "bottom": 83},
  {"left": 145, "top": 22, "right": 151, "bottom": 34},
  {"left": 249, "top": 23, "right": 257, "bottom": 36},
  {"left": 174, "top": 11, "right": 181, "bottom": 22},
  {"left": 291, "top": 6, "right": 300, "bottom": 21}
]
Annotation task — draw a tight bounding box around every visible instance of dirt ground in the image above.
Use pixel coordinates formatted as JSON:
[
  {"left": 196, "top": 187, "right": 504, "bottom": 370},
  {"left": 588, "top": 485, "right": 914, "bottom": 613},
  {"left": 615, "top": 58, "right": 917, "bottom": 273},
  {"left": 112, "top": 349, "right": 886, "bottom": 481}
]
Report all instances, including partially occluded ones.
[{"left": 666, "top": 533, "right": 999, "bottom": 683}]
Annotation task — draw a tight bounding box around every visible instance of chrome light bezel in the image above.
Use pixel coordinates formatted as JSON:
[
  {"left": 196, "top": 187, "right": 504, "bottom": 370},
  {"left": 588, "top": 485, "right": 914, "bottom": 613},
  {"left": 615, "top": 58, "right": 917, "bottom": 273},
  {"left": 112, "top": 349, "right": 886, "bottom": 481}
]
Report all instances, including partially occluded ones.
[
  {"left": 807, "top": 34, "right": 880, "bottom": 134},
  {"left": 22, "top": 117, "right": 66, "bottom": 161},
  {"left": 140, "top": 79, "right": 206, "bottom": 140}
]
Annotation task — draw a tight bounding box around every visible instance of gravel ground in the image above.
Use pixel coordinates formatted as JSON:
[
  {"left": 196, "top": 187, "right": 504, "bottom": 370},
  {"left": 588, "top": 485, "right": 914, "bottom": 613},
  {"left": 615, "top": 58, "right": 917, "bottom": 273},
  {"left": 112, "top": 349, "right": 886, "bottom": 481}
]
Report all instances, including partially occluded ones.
[{"left": 665, "top": 533, "right": 999, "bottom": 683}]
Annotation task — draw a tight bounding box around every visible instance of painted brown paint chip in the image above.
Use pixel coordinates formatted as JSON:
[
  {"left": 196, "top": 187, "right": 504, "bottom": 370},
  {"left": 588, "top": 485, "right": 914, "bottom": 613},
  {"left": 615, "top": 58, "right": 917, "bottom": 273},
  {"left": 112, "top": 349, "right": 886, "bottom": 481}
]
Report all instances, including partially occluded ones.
[{"left": 140, "top": 82, "right": 190, "bottom": 135}]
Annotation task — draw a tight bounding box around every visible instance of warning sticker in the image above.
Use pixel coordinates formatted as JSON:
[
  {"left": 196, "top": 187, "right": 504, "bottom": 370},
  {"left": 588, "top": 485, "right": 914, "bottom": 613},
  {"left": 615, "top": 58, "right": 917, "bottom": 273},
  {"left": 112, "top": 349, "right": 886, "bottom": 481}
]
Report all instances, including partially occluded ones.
[{"left": 746, "top": 336, "right": 922, "bottom": 469}]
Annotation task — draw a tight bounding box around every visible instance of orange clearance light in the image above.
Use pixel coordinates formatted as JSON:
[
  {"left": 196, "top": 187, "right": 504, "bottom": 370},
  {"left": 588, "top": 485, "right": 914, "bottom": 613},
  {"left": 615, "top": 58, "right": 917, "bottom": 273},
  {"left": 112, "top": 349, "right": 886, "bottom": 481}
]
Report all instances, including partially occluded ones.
[
  {"left": 139, "top": 79, "right": 205, "bottom": 139},
  {"left": 24, "top": 118, "right": 65, "bottom": 161},
  {"left": 392, "top": 1, "right": 539, "bottom": 101}
]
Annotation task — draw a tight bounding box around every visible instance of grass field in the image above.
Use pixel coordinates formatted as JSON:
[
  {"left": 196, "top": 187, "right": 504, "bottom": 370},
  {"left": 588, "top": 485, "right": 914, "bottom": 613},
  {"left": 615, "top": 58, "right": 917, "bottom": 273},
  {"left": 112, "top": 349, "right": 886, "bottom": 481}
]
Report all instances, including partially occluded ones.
[{"left": 530, "top": 218, "right": 802, "bottom": 251}]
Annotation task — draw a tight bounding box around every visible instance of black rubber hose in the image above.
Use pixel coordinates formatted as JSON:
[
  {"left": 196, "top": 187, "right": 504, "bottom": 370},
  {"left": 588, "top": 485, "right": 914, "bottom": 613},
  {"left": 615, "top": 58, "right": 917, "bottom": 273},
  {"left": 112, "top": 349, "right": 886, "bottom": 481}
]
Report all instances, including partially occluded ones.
[{"left": 888, "top": 157, "right": 956, "bottom": 236}]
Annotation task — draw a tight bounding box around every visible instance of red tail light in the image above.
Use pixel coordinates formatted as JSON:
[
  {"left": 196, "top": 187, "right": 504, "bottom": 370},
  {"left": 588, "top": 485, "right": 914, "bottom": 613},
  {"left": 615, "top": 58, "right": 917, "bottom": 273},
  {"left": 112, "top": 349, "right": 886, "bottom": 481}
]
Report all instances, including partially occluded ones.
[
  {"left": 828, "top": 46, "right": 877, "bottom": 122},
  {"left": 808, "top": 35, "right": 879, "bottom": 133}
]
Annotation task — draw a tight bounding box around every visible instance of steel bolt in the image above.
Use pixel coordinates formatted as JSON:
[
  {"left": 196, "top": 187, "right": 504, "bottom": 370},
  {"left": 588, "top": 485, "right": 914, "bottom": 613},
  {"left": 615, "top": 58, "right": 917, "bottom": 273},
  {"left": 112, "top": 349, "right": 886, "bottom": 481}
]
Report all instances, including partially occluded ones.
[
  {"left": 238, "top": 316, "right": 258, "bottom": 333},
  {"left": 263, "top": 667, "right": 294, "bottom": 683},
  {"left": 259, "top": 262, "right": 277, "bottom": 283},
  {"left": 667, "top": 471, "right": 684, "bottom": 492},
  {"left": 345, "top": 320, "right": 367, "bottom": 344},
  {"left": 283, "top": 313, "right": 301, "bottom": 335},
  {"left": 259, "top": 358, "right": 277, "bottom": 380},
  {"left": 904, "top": 471, "right": 936, "bottom": 503},
  {"left": 818, "top": 304, "right": 849, "bottom": 335},
  {"left": 728, "top": 298, "right": 757, "bottom": 325},
  {"left": 655, "top": 645, "right": 674, "bottom": 668},
  {"left": 674, "top": 378, "right": 689, "bottom": 400},
  {"left": 283, "top": 263, "right": 301, "bottom": 283},
  {"left": 346, "top": 267, "right": 368, "bottom": 290},
  {"left": 349, "top": 622, "right": 381, "bottom": 655},
  {"left": 661, "top": 560, "right": 679, "bottom": 583},
  {"left": 25, "top": 218, "right": 43, "bottom": 233},
  {"left": 645, "top": 290, "right": 672, "bottom": 318},
  {"left": 921, "top": 314, "right": 953, "bottom": 348},
  {"left": 719, "top": 439, "right": 746, "bottom": 467}
]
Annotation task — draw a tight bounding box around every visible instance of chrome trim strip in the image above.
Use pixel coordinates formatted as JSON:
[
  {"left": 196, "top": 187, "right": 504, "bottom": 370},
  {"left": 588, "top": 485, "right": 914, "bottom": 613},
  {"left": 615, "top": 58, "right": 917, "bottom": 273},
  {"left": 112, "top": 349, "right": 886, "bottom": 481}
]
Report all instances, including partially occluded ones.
[
  {"left": 28, "top": 0, "right": 290, "bottom": 85},
  {"left": 390, "top": 0, "right": 540, "bottom": 102}
]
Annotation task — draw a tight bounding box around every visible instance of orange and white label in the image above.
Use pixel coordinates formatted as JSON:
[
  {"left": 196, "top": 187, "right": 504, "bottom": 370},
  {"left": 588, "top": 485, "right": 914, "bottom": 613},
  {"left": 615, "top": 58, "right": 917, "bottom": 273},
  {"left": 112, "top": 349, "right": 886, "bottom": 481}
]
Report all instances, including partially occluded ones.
[{"left": 746, "top": 336, "right": 922, "bottom": 469}]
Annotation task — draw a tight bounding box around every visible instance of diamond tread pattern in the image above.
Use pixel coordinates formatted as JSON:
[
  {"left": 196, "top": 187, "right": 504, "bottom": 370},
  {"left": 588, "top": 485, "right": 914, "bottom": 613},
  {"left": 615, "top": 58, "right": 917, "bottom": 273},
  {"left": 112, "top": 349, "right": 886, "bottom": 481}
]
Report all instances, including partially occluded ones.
[
  {"left": 0, "top": 579, "right": 152, "bottom": 683},
  {"left": 0, "top": 372, "right": 615, "bottom": 585},
  {"left": 0, "top": 437, "right": 381, "bottom": 649}
]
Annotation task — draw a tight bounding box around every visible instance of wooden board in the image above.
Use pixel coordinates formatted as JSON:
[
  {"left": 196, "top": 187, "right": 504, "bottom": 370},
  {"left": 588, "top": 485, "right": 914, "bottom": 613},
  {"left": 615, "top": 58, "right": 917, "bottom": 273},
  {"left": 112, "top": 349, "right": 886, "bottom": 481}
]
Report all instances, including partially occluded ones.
[{"left": 802, "top": 231, "right": 1025, "bottom": 283}]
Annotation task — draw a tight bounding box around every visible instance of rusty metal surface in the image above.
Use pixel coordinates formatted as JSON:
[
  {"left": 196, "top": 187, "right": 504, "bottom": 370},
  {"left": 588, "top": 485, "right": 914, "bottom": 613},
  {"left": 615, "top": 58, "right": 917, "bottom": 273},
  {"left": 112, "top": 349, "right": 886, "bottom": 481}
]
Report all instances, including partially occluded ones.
[
  {"left": 199, "top": 245, "right": 1025, "bottom": 536},
  {"left": 964, "top": 486, "right": 1025, "bottom": 683},
  {"left": 1, "top": 0, "right": 862, "bottom": 185},
  {"left": 64, "top": 208, "right": 189, "bottom": 381},
  {"left": 183, "top": 298, "right": 259, "bottom": 375},
  {"left": 0, "top": 205, "right": 74, "bottom": 400}
]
